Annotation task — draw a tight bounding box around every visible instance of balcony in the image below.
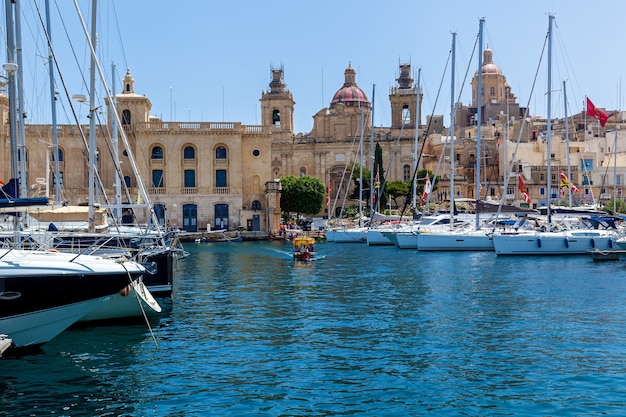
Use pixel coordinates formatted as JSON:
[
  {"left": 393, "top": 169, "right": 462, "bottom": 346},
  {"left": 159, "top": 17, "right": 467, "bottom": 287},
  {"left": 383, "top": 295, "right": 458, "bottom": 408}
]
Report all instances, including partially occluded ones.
[
  {"left": 213, "top": 187, "right": 230, "bottom": 195},
  {"left": 149, "top": 187, "right": 166, "bottom": 195},
  {"left": 182, "top": 187, "right": 198, "bottom": 195}
]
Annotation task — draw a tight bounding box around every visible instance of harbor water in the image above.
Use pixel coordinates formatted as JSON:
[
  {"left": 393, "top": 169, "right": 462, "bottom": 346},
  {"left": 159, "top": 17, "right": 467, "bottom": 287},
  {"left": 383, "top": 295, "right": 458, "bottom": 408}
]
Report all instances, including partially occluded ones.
[{"left": 2, "top": 241, "right": 626, "bottom": 416}]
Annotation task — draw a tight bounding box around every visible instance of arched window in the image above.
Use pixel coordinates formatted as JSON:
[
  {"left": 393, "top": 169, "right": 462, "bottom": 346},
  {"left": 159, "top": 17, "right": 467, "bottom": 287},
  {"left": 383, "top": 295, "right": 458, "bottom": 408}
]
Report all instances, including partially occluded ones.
[
  {"left": 216, "top": 146, "right": 227, "bottom": 159},
  {"left": 51, "top": 148, "right": 64, "bottom": 162},
  {"left": 251, "top": 200, "right": 261, "bottom": 211},
  {"left": 300, "top": 167, "right": 306, "bottom": 176},
  {"left": 402, "top": 105, "right": 411, "bottom": 123},
  {"left": 403, "top": 165, "right": 411, "bottom": 181},
  {"left": 183, "top": 146, "right": 195, "bottom": 160},
  {"left": 272, "top": 109, "right": 281, "bottom": 126},
  {"left": 124, "top": 176, "right": 132, "bottom": 188},
  {"left": 151, "top": 146, "right": 164, "bottom": 160},
  {"left": 122, "top": 109, "right": 131, "bottom": 125}
]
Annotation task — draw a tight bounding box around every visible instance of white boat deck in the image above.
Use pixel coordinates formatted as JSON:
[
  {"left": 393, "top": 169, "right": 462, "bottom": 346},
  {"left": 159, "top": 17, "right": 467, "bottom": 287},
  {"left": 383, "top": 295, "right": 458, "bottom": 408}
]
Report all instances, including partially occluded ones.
[{"left": 0, "top": 334, "right": 13, "bottom": 356}]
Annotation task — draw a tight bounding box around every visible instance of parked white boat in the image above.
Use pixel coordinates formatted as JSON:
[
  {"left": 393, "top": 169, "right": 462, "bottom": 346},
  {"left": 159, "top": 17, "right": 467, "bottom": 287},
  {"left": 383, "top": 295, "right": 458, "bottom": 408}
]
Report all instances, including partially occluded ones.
[
  {"left": 493, "top": 228, "right": 619, "bottom": 255},
  {"left": 0, "top": 249, "right": 145, "bottom": 348},
  {"left": 333, "top": 227, "right": 368, "bottom": 243}
]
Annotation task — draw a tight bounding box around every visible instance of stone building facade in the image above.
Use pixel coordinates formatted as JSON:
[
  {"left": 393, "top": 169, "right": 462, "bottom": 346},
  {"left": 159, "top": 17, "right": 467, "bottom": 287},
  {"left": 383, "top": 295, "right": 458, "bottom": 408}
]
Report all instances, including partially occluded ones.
[{"left": 2, "top": 50, "right": 623, "bottom": 235}]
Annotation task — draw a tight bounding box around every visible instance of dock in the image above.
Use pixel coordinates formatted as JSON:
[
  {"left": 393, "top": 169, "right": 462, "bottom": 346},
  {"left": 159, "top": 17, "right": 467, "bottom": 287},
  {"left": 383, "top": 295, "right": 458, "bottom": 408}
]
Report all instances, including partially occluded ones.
[{"left": 0, "top": 334, "right": 13, "bottom": 356}]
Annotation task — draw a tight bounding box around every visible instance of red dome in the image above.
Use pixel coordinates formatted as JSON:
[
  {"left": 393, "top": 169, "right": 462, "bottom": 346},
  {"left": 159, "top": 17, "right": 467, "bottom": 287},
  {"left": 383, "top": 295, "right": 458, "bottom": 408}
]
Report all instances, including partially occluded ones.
[
  {"left": 330, "top": 64, "right": 370, "bottom": 108},
  {"left": 331, "top": 85, "right": 369, "bottom": 105}
]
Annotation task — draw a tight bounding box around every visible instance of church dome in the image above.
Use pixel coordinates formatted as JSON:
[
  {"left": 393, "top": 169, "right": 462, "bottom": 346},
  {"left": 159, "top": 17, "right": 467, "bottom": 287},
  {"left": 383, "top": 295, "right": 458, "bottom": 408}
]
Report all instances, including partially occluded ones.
[
  {"left": 330, "top": 64, "right": 370, "bottom": 108},
  {"left": 481, "top": 48, "right": 502, "bottom": 75}
]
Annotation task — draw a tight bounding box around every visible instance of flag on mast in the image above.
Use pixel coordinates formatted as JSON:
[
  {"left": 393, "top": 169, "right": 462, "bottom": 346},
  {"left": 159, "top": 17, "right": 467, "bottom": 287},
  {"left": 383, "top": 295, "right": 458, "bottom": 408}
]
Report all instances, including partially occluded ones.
[
  {"left": 559, "top": 171, "right": 579, "bottom": 193},
  {"left": 518, "top": 173, "right": 531, "bottom": 204},
  {"left": 586, "top": 97, "right": 611, "bottom": 127},
  {"left": 421, "top": 174, "right": 431, "bottom": 206}
]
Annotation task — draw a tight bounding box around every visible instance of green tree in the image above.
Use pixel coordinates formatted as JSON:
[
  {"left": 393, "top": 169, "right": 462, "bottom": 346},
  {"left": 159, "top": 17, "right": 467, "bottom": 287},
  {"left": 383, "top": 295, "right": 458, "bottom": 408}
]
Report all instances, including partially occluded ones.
[
  {"left": 280, "top": 175, "right": 326, "bottom": 217},
  {"left": 372, "top": 143, "right": 387, "bottom": 209},
  {"left": 386, "top": 180, "right": 409, "bottom": 208},
  {"left": 348, "top": 163, "right": 371, "bottom": 201},
  {"left": 602, "top": 198, "right": 626, "bottom": 215}
]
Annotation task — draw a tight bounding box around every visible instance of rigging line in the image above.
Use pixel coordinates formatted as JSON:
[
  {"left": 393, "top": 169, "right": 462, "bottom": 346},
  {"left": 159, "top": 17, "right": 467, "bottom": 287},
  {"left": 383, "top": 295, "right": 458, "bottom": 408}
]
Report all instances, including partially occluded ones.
[
  {"left": 329, "top": 117, "right": 362, "bottom": 222},
  {"left": 398, "top": 52, "right": 452, "bottom": 219},
  {"left": 51, "top": 0, "right": 91, "bottom": 97},
  {"left": 493, "top": 25, "right": 549, "bottom": 225},
  {"left": 72, "top": 0, "right": 161, "bottom": 233},
  {"left": 455, "top": 30, "right": 479, "bottom": 105},
  {"left": 108, "top": 0, "right": 128, "bottom": 68}
]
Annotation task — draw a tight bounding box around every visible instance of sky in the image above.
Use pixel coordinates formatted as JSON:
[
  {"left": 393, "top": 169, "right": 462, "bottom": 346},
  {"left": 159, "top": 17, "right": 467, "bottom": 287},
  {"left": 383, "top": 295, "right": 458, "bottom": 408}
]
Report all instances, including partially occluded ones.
[{"left": 5, "top": 0, "right": 626, "bottom": 134}]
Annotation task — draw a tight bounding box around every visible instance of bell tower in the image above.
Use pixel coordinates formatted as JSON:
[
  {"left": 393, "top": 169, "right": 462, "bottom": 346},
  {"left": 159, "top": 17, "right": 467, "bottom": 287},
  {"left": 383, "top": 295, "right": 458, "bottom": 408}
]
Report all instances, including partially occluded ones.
[
  {"left": 260, "top": 66, "right": 295, "bottom": 136},
  {"left": 389, "top": 63, "right": 421, "bottom": 129},
  {"left": 111, "top": 68, "right": 152, "bottom": 127}
]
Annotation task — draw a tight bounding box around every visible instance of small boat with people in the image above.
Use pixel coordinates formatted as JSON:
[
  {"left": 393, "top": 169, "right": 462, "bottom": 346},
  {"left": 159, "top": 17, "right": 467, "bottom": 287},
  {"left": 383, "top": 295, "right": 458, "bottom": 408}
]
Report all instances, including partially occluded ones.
[{"left": 292, "top": 237, "right": 316, "bottom": 260}]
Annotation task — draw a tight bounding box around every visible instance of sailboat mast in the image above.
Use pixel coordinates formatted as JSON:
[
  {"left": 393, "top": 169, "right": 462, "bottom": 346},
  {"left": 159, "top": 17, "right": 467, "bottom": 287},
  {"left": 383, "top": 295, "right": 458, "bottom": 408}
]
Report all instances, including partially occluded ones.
[
  {"left": 14, "top": 2, "right": 28, "bottom": 198},
  {"left": 475, "top": 19, "right": 484, "bottom": 229},
  {"left": 449, "top": 32, "right": 456, "bottom": 229},
  {"left": 413, "top": 68, "right": 421, "bottom": 211},
  {"left": 358, "top": 108, "right": 364, "bottom": 227},
  {"left": 546, "top": 15, "right": 554, "bottom": 229},
  {"left": 45, "top": 0, "right": 62, "bottom": 204},
  {"left": 111, "top": 63, "right": 121, "bottom": 221},
  {"left": 4, "top": 0, "right": 18, "bottom": 185},
  {"left": 369, "top": 84, "right": 375, "bottom": 220},
  {"left": 87, "top": 0, "right": 98, "bottom": 232},
  {"left": 563, "top": 80, "right": 572, "bottom": 207}
]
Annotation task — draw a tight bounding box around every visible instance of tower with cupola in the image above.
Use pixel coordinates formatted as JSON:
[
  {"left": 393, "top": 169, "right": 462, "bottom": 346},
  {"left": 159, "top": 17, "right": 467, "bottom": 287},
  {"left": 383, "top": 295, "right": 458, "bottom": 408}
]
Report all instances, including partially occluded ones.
[
  {"left": 260, "top": 66, "right": 295, "bottom": 137},
  {"left": 389, "top": 63, "right": 421, "bottom": 129}
]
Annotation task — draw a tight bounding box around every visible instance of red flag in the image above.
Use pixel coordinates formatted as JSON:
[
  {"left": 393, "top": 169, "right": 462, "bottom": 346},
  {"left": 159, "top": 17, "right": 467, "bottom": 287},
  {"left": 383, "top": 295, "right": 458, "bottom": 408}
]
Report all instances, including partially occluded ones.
[
  {"left": 518, "top": 173, "right": 531, "bottom": 204},
  {"left": 421, "top": 175, "right": 431, "bottom": 206},
  {"left": 586, "top": 97, "right": 611, "bottom": 127},
  {"left": 559, "top": 171, "right": 579, "bottom": 193}
]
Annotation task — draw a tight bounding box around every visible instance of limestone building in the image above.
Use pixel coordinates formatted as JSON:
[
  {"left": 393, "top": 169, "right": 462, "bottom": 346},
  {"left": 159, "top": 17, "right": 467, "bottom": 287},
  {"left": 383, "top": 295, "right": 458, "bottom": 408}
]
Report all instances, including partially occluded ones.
[{"left": 4, "top": 50, "right": 622, "bottom": 235}]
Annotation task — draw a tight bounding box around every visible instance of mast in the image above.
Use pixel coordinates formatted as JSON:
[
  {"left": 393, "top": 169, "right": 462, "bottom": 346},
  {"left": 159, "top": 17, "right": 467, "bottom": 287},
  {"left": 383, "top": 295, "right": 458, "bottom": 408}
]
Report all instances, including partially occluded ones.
[
  {"left": 14, "top": 1, "right": 27, "bottom": 198},
  {"left": 475, "top": 19, "right": 484, "bottom": 229},
  {"left": 87, "top": 0, "right": 97, "bottom": 232},
  {"left": 369, "top": 84, "right": 375, "bottom": 220},
  {"left": 546, "top": 15, "right": 554, "bottom": 230},
  {"left": 449, "top": 32, "right": 456, "bottom": 229},
  {"left": 412, "top": 68, "right": 421, "bottom": 211},
  {"left": 613, "top": 128, "right": 618, "bottom": 214},
  {"left": 45, "top": 0, "right": 62, "bottom": 204},
  {"left": 111, "top": 63, "right": 121, "bottom": 221},
  {"left": 4, "top": 0, "right": 18, "bottom": 188},
  {"left": 358, "top": 108, "right": 364, "bottom": 227},
  {"left": 563, "top": 80, "right": 572, "bottom": 207}
]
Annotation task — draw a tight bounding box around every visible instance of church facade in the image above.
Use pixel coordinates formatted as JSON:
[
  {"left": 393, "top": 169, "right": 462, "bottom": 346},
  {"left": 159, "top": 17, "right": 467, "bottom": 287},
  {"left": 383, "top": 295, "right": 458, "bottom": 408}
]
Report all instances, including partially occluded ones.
[{"left": 7, "top": 49, "right": 620, "bottom": 235}]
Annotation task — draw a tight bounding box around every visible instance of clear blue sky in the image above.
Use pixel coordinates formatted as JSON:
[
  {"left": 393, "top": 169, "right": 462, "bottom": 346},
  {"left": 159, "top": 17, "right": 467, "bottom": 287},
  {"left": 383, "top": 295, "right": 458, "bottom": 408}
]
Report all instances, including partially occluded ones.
[{"left": 7, "top": 0, "right": 626, "bottom": 133}]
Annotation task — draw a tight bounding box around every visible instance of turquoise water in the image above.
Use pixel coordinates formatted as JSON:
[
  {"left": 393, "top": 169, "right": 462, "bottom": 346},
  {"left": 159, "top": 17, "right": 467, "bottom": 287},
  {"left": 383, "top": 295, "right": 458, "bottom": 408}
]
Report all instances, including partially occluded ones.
[{"left": 2, "top": 241, "right": 626, "bottom": 416}]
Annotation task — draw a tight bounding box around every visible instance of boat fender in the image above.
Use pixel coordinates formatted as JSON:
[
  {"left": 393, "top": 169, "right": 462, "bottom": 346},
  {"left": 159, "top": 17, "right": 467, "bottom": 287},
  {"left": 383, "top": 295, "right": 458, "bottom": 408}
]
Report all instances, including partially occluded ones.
[
  {"left": 609, "top": 239, "right": 613, "bottom": 249},
  {"left": 590, "top": 238, "right": 595, "bottom": 248},
  {"left": 119, "top": 285, "right": 131, "bottom": 296},
  {"left": 537, "top": 237, "right": 542, "bottom": 248},
  {"left": 46, "top": 249, "right": 59, "bottom": 253},
  {"left": 564, "top": 238, "right": 569, "bottom": 248}
]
